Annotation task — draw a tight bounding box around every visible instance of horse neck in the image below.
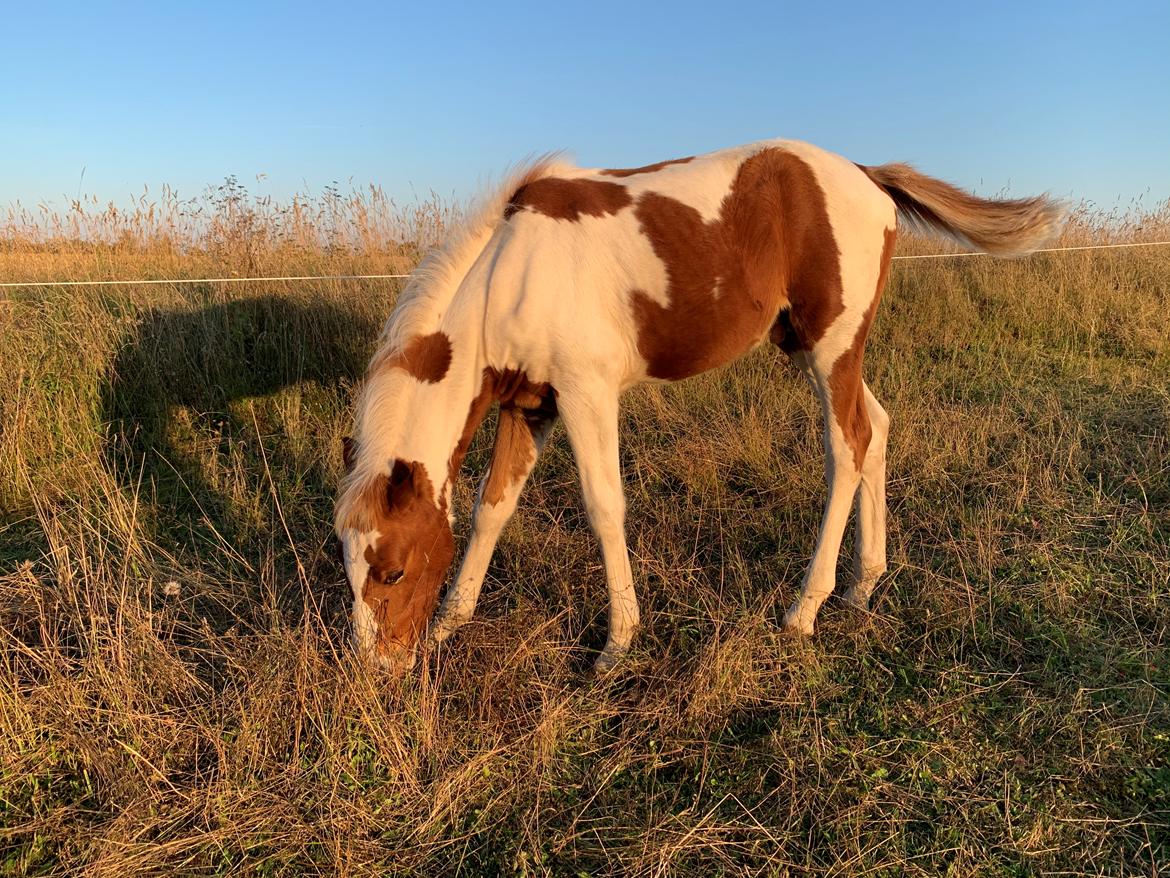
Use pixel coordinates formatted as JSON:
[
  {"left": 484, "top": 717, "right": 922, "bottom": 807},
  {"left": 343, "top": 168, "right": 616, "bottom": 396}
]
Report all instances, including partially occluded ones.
[{"left": 353, "top": 299, "right": 491, "bottom": 511}]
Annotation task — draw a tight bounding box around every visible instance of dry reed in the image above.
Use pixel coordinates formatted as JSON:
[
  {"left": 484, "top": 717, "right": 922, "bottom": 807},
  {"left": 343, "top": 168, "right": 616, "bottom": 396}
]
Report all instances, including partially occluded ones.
[{"left": 1, "top": 182, "right": 1167, "bottom": 876}]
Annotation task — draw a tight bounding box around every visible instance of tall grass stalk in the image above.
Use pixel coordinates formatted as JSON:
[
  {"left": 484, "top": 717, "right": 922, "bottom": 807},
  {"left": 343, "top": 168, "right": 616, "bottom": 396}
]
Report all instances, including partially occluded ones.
[{"left": 1, "top": 183, "right": 1167, "bottom": 876}]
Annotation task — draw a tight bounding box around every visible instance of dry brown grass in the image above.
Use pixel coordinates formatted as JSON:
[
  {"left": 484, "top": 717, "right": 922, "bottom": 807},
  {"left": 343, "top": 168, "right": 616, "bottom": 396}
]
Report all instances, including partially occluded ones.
[{"left": 1, "top": 181, "right": 1167, "bottom": 876}]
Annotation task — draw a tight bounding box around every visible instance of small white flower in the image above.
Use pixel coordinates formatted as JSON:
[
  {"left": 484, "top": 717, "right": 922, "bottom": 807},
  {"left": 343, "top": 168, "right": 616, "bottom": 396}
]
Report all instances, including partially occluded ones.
[{"left": 162, "top": 580, "right": 182, "bottom": 597}]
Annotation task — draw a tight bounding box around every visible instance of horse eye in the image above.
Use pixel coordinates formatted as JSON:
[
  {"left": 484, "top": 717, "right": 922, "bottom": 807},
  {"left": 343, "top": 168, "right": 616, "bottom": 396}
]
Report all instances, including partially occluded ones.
[{"left": 376, "top": 568, "right": 405, "bottom": 586}]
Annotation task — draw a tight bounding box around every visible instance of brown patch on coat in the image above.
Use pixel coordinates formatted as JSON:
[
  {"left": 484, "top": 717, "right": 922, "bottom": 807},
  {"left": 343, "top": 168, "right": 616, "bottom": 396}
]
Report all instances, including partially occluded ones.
[
  {"left": 490, "top": 367, "right": 556, "bottom": 411},
  {"left": 630, "top": 147, "right": 843, "bottom": 380},
  {"left": 481, "top": 370, "right": 558, "bottom": 506},
  {"left": 827, "top": 226, "right": 897, "bottom": 471},
  {"left": 447, "top": 374, "right": 497, "bottom": 487},
  {"left": 446, "top": 368, "right": 558, "bottom": 497},
  {"left": 481, "top": 409, "right": 539, "bottom": 507},
  {"left": 358, "top": 459, "right": 455, "bottom": 656},
  {"left": 504, "top": 177, "right": 632, "bottom": 222},
  {"left": 599, "top": 156, "right": 694, "bottom": 178},
  {"left": 372, "top": 330, "right": 453, "bottom": 383}
]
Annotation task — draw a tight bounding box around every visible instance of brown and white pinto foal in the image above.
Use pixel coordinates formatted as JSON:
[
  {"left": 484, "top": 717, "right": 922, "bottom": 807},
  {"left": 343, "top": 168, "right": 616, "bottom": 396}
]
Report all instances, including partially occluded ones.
[{"left": 335, "top": 138, "right": 1062, "bottom": 671}]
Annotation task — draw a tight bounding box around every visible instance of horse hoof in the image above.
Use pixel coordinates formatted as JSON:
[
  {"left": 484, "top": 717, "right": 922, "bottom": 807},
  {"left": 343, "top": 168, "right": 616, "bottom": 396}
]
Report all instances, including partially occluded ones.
[
  {"left": 593, "top": 646, "right": 627, "bottom": 674},
  {"left": 429, "top": 612, "right": 469, "bottom": 644},
  {"left": 841, "top": 588, "right": 871, "bottom": 612},
  {"left": 782, "top": 605, "right": 816, "bottom": 637}
]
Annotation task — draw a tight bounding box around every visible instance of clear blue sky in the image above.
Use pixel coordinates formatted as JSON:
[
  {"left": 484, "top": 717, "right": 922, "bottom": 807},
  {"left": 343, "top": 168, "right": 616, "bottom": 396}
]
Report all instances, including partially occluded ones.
[{"left": 4, "top": 1, "right": 1168, "bottom": 213}]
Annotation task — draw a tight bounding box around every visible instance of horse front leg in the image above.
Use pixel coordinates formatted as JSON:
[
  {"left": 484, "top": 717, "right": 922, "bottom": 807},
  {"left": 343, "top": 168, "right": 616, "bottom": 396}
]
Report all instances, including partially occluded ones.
[
  {"left": 558, "top": 386, "right": 639, "bottom": 672},
  {"left": 431, "top": 405, "right": 556, "bottom": 643}
]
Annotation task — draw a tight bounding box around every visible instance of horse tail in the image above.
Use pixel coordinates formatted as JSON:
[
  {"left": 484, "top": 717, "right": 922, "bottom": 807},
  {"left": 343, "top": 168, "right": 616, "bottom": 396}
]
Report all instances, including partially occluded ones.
[{"left": 857, "top": 162, "right": 1065, "bottom": 256}]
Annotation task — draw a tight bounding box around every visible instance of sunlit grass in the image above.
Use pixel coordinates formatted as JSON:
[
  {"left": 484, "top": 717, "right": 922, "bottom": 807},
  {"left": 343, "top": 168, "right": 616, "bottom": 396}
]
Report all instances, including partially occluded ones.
[{"left": 1, "top": 183, "right": 1167, "bottom": 875}]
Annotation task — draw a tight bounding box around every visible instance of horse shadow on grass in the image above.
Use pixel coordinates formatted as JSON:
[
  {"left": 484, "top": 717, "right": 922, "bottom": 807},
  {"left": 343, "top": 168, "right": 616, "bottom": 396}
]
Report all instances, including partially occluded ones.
[{"left": 100, "top": 293, "right": 380, "bottom": 629}]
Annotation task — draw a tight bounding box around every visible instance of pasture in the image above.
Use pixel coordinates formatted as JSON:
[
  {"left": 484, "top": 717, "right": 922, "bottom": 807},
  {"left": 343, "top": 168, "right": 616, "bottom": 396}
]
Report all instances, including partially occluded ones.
[{"left": 1, "top": 184, "right": 1167, "bottom": 875}]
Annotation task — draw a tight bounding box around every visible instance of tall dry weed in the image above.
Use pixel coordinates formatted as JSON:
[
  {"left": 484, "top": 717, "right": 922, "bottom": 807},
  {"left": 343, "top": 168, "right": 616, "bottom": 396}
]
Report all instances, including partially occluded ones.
[{"left": 1, "top": 186, "right": 1167, "bottom": 875}]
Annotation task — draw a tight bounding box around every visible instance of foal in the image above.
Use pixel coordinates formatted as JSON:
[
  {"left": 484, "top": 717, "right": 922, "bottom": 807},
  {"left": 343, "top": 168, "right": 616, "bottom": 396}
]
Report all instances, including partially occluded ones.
[{"left": 335, "top": 139, "right": 1062, "bottom": 671}]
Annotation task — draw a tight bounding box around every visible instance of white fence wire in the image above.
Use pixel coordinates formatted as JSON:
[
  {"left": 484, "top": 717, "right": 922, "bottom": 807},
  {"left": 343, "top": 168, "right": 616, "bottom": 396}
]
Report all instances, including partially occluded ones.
[{"left": 1, "top": 240, "right": 1167, "bottom": 288}]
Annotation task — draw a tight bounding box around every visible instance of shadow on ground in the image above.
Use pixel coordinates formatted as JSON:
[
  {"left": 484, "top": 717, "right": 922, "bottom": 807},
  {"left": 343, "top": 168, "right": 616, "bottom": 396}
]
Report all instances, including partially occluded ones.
[{"left": 99, "top": 293, "right": 378, "bottom": 617}]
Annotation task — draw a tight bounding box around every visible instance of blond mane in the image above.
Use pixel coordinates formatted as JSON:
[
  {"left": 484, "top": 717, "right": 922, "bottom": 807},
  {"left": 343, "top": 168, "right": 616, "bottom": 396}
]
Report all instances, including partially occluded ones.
[
  {"left": 335, "top": 154, "right": 572, "bottom": 533},
  {"left": 377, "top": 153, "right": 571, "bottom": 354}
]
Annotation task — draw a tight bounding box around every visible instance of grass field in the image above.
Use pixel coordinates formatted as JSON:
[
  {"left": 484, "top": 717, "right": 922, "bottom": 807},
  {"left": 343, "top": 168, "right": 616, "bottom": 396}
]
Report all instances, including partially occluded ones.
[{"left": 1, "top": 182, "right": 1168, "bottom": 876}]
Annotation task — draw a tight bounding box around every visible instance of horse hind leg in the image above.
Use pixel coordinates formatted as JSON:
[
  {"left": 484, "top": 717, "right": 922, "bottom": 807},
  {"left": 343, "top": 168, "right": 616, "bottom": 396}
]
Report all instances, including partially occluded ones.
[
  {"left": 779, "top": 211, "right": 895, "bottom": 633},
  {"left": 781, "top": 342, "right": 872, "bottom": 635},
  {"left": 843, "top": 382, "right": 888, "bottom": 611}
]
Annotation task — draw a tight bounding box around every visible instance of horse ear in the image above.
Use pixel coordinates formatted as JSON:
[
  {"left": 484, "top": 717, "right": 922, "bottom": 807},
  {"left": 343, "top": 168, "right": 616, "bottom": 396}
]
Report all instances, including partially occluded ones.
[
  {"left": 389, "top": 459, "right": 413, "bottom": 488},
  {"left": 387, "top": 459, "right": 427, "bottom": 502},
  {"left": 342, "top": 436, "right": 357, "bottom": 473}
]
